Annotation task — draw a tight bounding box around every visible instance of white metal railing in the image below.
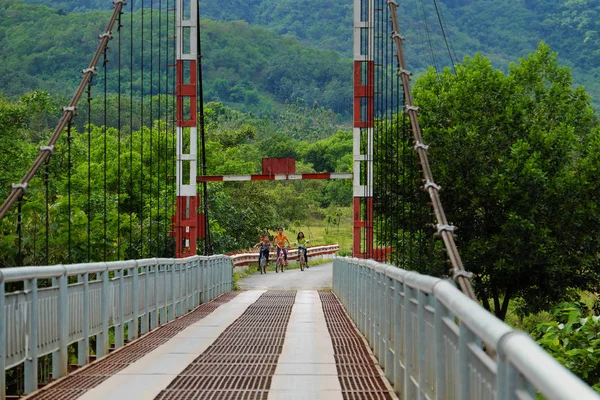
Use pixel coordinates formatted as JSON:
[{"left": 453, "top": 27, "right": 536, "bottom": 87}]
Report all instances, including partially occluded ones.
[
  {"left": 229, "top": 244, "right": 339, "bottom": 267},
  {"left": 333, "top": 257, "right": 600, "bottom": 400},
  {"left": 0, "top": 255, "right": 233, "bottom": 399}
]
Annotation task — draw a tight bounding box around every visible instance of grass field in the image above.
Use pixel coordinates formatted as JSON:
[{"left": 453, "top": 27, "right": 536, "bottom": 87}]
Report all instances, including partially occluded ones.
[{"left": 285, "top": 216, "right": 353, "bottom": 256}]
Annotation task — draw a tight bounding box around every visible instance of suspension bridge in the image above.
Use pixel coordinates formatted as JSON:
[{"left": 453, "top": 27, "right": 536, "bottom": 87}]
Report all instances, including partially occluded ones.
[{"left": 0, "top": 0, "right": 598, "bottom": 398}]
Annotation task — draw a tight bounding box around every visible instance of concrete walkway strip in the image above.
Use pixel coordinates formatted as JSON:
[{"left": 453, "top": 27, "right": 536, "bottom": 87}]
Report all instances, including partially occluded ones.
[
  {"left": 155, "top": 290, "right": 296, "bottom": 399},
  {"left": 77, "top": 290, "right": 265, "bottom": 400},
  {"left": 268, "top": 290, "right": 343, "bottom": 400}
]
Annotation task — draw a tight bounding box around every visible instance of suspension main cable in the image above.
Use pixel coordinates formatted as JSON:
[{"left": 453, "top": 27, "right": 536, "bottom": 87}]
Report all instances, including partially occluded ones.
[
  {"left": 387, "top": 0, "right": 476, "bottom": 300},
  {"left": 0, "top": 1, "right": 126, "bottom": 221}
]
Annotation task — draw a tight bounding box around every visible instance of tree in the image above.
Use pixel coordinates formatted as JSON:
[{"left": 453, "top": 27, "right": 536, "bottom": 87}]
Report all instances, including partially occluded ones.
[{"left": 411, "top": 43, "right": 600, "bottom": 320}]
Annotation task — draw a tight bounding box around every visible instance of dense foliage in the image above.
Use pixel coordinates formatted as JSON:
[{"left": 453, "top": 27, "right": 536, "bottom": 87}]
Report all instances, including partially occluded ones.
[
  {"left": 410, "top": 44, "right": 600, "bottom": 320},
  {"left": 0, "top": 95, "right": 353, "bottom": 267},
  {"left": 0, "top": 0, "right": 352, "bottom": 116},
  {"left": 18, "top": 0, "right": 600, "bottom": 109},
  {"left": 530, "top": 302, "right": 600, "bottom": 392}
]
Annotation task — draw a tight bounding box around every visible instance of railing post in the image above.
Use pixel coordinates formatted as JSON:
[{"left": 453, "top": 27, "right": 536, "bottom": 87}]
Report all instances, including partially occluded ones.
[
  {"left": 97, "top": 267, "right": 109, "bottom": 358},
  {"left": 142, "top": 264, "right": 149, "bottom": 334},
  {"left": 393, "top": 279, "right": 403, "bottom": 396},
  {"left": 170, "top": 262, "right": 176, "bottom": 321},
  {"left": 161, "top": 263, "right": 168, "bottom": 325},
  {"left": 152, "top": 263, "right": 158, "bottom": 329},
  {"left": 115, "top": 268, "right": 125, "bottom": 349},
  {"left": 130, "top": 263, "right": 139, "bottom": 341},
  {"left": 78, "top": 273, "right": 89, "bottom": 366},
  {"left": 458, "top": 324, "right": 471, "bottom": 399},
  {"left": 434, "top": 297, "right": 447, "bottom": 399},
  {"left": 384, "top": 276, "right": 394, "bottom": 383},
  {"left": 24, "top": 278, "right": 38, "bottom": 394},
  {"left": 403, "top": 285, "right": 413, "bottom": 400},
  {"left": 0, "top": 274, "right": 5, "bottom": 400},
  {"left": 196, "top": 260, "right": 201, "bottom": 304},
  {"left": 53, "top": 268, "right": 68, "bottom": 379},
  {"left": 418, "top": 290, "right": 427, "bottom": 397}
]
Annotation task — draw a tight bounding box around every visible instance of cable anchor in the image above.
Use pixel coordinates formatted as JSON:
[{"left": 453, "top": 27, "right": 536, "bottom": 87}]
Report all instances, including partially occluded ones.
[
  {"left": 436, "top": 224, "right": 455, "bottom": 234},
  {"left": 38, "top": 145, "right": 55, "bottom": 154},
  {"left": 99, "top": 32, "right": 113, "bottom": 40},
  {"left": 386, "top": 0, "right": 399, "bottom": 6},
  {"left": 82, "top": 67, "right": 98, "bottom": 75},
  {"left": 452, "top": 269, "right": 474, "bottom": 281},
  {"left": 397, "top": 68, "right": 412, "bottom": 77},
  {"left": 424, "top": 180, "right": 441, "bottom": 191},
  {"left": 11, "top": 183, "right": 29, "bottom": 193},
  {"left": 414, "top": 141, "right": 429, "bottom": 151},
  {"left": 404, "top": 105, "right": 419, "bottom": 114},
  {"left": 391, "top": 31, "right": 405, "bottom": 41},
  {"left": 113, "top": 0, "right": 127, "bottom": 5}
]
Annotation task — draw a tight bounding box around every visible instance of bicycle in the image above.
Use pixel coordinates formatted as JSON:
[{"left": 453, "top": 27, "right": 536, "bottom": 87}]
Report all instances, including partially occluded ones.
[
  {"left": 296, "top": 240, "right": 309, "bottom": 271},
  {"left": 298, "top": 247, "right": 306, "bottom": 271},
  {"left": 275, "top": 245, "right": 287, "bottom": 273},
  {"left": 259, "top": 250, "right": 268, "bottom": 274}
]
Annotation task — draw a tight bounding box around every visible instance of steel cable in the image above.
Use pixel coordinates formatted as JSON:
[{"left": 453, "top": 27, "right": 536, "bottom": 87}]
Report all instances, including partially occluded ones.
[
  {"left": 149, "top": 0, "right": 154, "bottom": 256},
  {"left": 103, "top": 43, "right": 108, "bottom": 262},
  {"left": 388, "top": 0, "right": 476, "bottom": 299},
  {"left": 140, "top": 0, "right": 145, "bottom": 258},
  {"left": 117, "top": 9, "right": 122, "bottom": 260},
  {"left": 129, "top": 0, "right": 134, "bottom": 257},
  {"left": 67, "top": 120, "right": 72, "bottom": 264},
  {"left": 157, "top": 0, "right": 162, "bottom": 255},
  {"left": 0, "top": 2, "right": 125, "bottom": 221}
]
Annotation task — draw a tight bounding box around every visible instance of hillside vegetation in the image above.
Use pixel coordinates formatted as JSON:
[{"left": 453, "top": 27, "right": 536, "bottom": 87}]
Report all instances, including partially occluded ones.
[
  {"left": 0, "top": 0, "right": 352, "bottom": 116},
  {"left": 4, "top": 0, "right": 599, "bottom": 109}
]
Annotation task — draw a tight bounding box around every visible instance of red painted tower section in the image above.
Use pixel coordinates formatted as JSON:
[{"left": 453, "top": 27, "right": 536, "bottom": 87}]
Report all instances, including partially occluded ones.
[
  {"left": 175, "top": 0, "right": 199, "bottom": 257},
  {"left": 352, "top": 0, "right": 374, "bottom": 258}
]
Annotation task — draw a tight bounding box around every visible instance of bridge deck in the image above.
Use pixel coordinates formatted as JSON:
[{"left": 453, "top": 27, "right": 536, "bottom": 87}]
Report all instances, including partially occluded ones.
[{"left": 25, "top": 290, "right": 396, "bottom": 400}]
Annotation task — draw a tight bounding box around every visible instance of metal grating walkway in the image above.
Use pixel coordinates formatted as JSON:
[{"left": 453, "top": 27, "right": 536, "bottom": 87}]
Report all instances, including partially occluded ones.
[
  {"left": 320, "top": 291, "right": 395, "bottom": 400},
  {"left": 25, "top": 292, "right": 239, "bottom": 400},
  {"left": 23, "top": 290, "right": 396, "bottom": 400},
  {"left": 155, "top": 291, "right": 295, "bottom": 400}
]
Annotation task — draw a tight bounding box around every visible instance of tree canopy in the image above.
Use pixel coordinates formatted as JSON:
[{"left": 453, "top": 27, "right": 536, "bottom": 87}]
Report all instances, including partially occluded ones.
[{"left": 411, "top": 43, "right": 600, "bottom": 319}]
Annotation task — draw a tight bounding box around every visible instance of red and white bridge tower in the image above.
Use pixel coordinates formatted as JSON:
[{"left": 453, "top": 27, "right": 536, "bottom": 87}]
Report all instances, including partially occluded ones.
[
  {"left": 175, "top": 0, "right": 199, "bottom": 257},
  {"left": 353, "top": 0, "right": 374, "bottom": 258}
]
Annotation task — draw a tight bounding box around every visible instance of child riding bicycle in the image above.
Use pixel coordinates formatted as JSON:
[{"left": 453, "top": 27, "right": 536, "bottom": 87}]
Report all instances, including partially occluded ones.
[
  {"left": 254, "top": 234, "right": 270, "bottom": 269},
  {"left": 295, "top": 231, "right": 309, "bottom": 268},
  {"left": 273, "top": 227, "right": 291, "bottom": 267}
]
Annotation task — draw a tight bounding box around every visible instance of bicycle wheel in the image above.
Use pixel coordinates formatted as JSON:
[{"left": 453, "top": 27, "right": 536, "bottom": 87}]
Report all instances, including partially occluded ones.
[
  {"left": 260, "top": 256, "right": 267, "bottom": 274},
  {"left": 299, "top": 254, "right": 305, "bottom": 271}
]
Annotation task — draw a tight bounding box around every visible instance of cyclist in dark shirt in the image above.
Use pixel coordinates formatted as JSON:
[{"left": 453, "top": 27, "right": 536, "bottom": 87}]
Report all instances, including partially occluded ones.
[{"left": 254, "top": 234, "right": 270, "bottom": 268}]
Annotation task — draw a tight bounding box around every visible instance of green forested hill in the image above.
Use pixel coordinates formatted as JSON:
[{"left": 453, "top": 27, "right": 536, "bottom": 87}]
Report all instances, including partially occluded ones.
[
  {"left": 6, "top": 0, "right": 600, "bottom": 108},
  {"left": 21, "top": 0, "right": 600, "bottom": 107},
  {"left": 0, "top": 0, "right": 352, "bottom": 116}
]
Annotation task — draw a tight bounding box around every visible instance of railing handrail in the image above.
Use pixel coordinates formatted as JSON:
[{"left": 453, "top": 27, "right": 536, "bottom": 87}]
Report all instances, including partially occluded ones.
[
  {"left": 0, "top": 255, "right": 234, "bottom": 400},
  {"left": 0, "top": 255, "right": 230, "bottom": 283},
  {"left": 333, "top": 257, "right": 600, "bottom": 400}
]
